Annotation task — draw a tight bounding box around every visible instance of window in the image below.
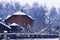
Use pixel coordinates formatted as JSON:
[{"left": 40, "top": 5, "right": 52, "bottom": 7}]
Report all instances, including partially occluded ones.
[
  {"left": 8, "top": 23, "right": 11, "bottom": 25},
  {"left": 23, "top": 22, "right": 28, "bottom": 27}
]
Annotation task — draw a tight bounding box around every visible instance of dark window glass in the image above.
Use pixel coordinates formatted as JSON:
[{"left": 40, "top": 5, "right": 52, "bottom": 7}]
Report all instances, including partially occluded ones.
[{"left": 23, "top": 22, "right": 28, "bottom": 27}]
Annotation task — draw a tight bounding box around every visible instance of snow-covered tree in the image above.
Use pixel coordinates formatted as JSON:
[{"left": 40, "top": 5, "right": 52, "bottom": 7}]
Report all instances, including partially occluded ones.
[
  {"left": 48, "top": 7, "right": 59, "bottom": 34},
  {"left": 26, "top": 2, "right": 47, "bottom": 32},
  {"left": 15, "top": 2, "right": 21, "bottom": 12}
]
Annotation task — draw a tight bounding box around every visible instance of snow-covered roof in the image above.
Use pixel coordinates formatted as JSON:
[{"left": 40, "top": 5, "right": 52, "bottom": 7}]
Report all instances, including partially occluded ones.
[
  {"left": 3, "top": 15, "right": 12, "bottom": 22},
  {"left": 9, "top": 23, "right": 20, "bottom": 26},
  {"left": 0, "top": 18, "right": 2, "bottom": 20},
  {"left": 5, "top": 15, "right": 12, "bottom": 20},
  {"left": 6, "top": 15, "right": 12, "bottom": 18},
  {"left": 0, "top": 22, "right": 11, "bottom": 29},
  {"left": 13, "top": 11, "right": 35, "bottom": 20},
  {"left": 4, "top": 11, "right": 35, "bottom": 21},
  {"left": 27, "top": 15, "right": 35, "bottom": 20},
  {"left": 13, "top": 11, "right": 26, "bottom": 15}
]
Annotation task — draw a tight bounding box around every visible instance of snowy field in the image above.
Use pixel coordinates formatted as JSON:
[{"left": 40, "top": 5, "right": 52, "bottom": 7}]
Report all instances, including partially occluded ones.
[{"left": 2, "top": 38, "right": 59, "bottom": 40}]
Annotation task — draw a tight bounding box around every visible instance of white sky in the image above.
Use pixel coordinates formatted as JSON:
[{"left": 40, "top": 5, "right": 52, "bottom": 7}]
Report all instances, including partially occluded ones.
[{"left": 0, "top": 0, "right": 60, "bottom": 9}]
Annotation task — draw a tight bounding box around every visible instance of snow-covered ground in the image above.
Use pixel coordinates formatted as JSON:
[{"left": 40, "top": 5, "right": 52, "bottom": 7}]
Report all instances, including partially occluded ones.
[
  {"left": 12, "top": 38, "right": 59, "bottom": 40},
  {"left": 2, "top": 38, "right": 59, "bottom": 40}
]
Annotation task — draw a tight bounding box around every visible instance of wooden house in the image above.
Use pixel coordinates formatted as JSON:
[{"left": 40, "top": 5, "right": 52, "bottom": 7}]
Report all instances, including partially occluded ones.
[{"left": 4, "top": 11, "right": 35, "bottom": 32}]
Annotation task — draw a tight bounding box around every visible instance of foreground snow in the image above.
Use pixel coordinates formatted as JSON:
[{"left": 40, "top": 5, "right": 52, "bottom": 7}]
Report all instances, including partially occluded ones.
[{"left": 2, "top": 38, "right": 59, "bottom": 40}]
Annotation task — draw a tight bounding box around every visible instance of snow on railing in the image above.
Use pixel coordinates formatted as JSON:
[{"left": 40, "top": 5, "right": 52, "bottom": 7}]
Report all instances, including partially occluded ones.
[{"left": 0, "top": 31, "right": 59, "bottom": 40}]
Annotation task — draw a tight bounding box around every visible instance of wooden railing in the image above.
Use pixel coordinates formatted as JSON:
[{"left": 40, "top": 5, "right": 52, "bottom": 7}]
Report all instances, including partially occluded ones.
[{"left": 0, "top": 31, "right": 60, "bottom": 40}]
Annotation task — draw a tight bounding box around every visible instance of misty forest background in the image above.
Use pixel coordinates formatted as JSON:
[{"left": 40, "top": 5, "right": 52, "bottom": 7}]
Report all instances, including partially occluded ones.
[{"left": 0, "top": 2, "right": 60, "bottom": 34}]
